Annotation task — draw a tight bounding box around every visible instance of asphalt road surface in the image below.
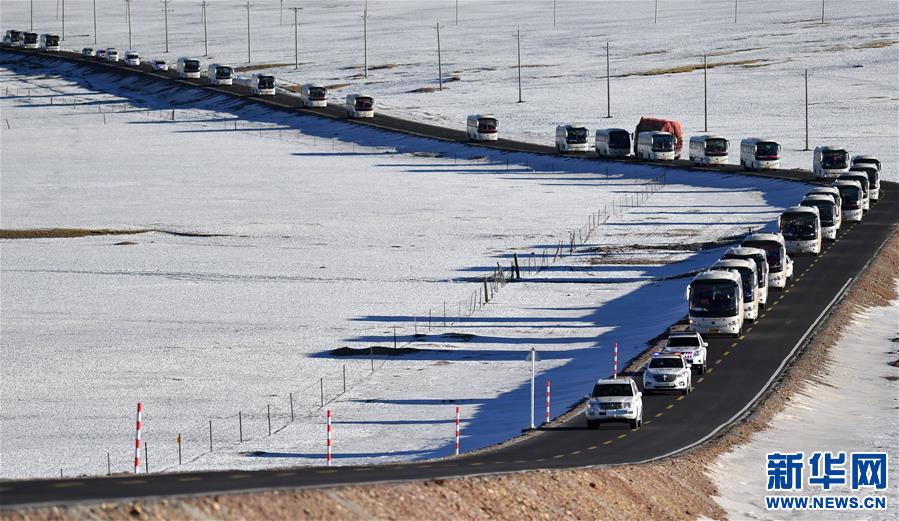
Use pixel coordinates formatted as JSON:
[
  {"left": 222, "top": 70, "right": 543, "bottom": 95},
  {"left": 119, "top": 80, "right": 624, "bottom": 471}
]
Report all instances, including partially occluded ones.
[{"left": 1, "top": 48, "right": 896, "bottom": 508}]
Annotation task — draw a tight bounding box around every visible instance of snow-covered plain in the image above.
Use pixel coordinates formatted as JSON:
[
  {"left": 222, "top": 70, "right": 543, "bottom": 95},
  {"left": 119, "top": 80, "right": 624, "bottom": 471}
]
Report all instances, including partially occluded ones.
[
  {"left": 1, "top": 0, "right": 896, "bottom": 179},
  {"left": 710, "top": 289, "right": 899, "bottom": 521},
  {"left": 0, "top": 53, "right": 812, "bottom": 478}
]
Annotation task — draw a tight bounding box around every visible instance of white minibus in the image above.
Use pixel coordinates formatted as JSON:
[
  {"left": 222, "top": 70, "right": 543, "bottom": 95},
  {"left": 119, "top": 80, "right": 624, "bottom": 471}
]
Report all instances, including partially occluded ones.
[
  {"left": 742, "top": 232, "right": 793, "bottom": 290},
  {"left": 555, "top": 124, "right": 590, "bottom": 153},
  {"left": 300, "top": 84, "right": 328, "bottom": 107},
  {"left": 831, "top": 180, "right": 863, "bottom": 223},
  {"left": 346, "top": 94, "right": 374, "bottom": 118},
  {"left": 800, "top": 195, "right": 839, "bottom": 240},
  {"left": 176, "top": 57, "right": 202, "bottom": 79},
  {"left": 721, "top": 247, "right": 769, "bottom": 309},
  {"left": 740, "top": 138, "right": 781, "bottom": 170},
  {"left": 779, "top": 206, "right": 821, "bottom": 255},
  {"left": 813, "top": 146, "right": 850, "bottom": 179},
  {"left": 686, "top": 270, "right": 744, "bottom": 337},
  {"left": 105, "top": 48, "right": 119, "bottom": 62},
  {"left": 709, "top": 259, "right": 758, "bottom": 322},
  {"left": 636, "top": 131, "right": 676, "bottom": 161},
  {"left": 207, "top": 64, "right": 233, "bottom": 86},
  {"left": 467, "top": 114, "right": 499, "bottom": 141},
  {"left": 594, "top": 128, "right": 631, "bottom": 158},
  {"left": 689, "top": 135, "right": 729, "bottom": 166}
]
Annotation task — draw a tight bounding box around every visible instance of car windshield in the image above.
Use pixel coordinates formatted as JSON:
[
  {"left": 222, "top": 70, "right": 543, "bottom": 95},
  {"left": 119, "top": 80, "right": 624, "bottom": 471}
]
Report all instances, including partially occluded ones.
[
  {"left": 649, "top": 357, "right": 685, "bottom": 369},
  {"left": 667, "top": 336, "right": 699, "bottom": 348},
  {"left": 355, "top": 97, "right": 373, "bottom": 109},
  {"left": 802, "top": 201, "right": 834, "bottom": 226},
  {"left": 743, "top": 241, "right": 782, "bottom": 270},
  {"left": 567, "top": 127, "right": 588, "bottom": 143},
  {"left": 755, "top": 141, "right": 780, "bottom": 158},
  {"left": 184, "top": 60, "right": 200, "bottom": 71},
  {"left": 591, "top": 383, "right": 633, "bottom": 397},
  {"left": 652, "top": 134, "right": 674, "bottom": 151},
  {"left": 822, "top": 150, "right": 848, "bottom": 169},
  {"left": 478, "top": 118, "right": 498, "bottom": 132},
  {"left": 689, "top": 279, "right": 740, "bottom": 317},
  {"left": 781, "top": 213, "right": 818, "bottom": 241},
  {"left": 705, "top": 138, "right": 728, "bottom": 155},
  {"left": 609, "top": 130, "right": 630, "bottom": 148}
]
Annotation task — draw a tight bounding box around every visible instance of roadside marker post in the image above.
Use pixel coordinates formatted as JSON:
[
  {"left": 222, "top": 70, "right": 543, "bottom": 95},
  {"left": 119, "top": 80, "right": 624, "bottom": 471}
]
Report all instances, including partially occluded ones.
[
  {"left": 133, "top": 402, "right": 142, "bottom": 474},
  {"left": 455, "top": 406, "right": 460, "bottom": 455},
  {"left": 326, "top": 409, "right": 332, "bottom": 467},
  {"left": 545, "top": 380, "right": 551, "bottom": 424},
  {"left": 525, "top": 348, "right": 540, "bottom": 430},
  {"left": 613, "top": 341, "right": 619, "bottom": 378}
]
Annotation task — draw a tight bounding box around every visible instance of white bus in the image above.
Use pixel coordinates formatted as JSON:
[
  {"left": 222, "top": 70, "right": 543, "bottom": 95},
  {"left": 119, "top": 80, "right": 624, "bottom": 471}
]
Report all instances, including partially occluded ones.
[
  {"left": 176, "top": 57, "right": 202, "bottom": 79},
  {"left": 800, "top": 195, "right": 839, "bottom": 240},
  {"left": 831, "top": 180, "right": 864, "bottom": 223},
  {"left": 848, "top": 165, "right": 879, "bottom": 202},
  {"left": 813, "top": 146, "right": 850, "bottom": 179},
  {"left": 345, "top": 94, "right": 374, "bottom": 118},
  {"left": 39, "top": 33, "right": 60, "bottom": 51},
  {"left": 779, "top": 206, "right": 821, "bottom": 255},
  {"left": 688, "top": 135, "right": 729, "bottom": 166},
  {"left": 22, "top": 32, "right": 38, "bottom": 49},
  {"left": 742, "top": 232, "right": 793, "bottom": 290},
  {"left": 594, "top": 128, "right": 631, "bottom": 158},
  {"left": 721, "top": 247, "right": 769, "bottom": 309},
  {"left": 806, "top": 186, "right": 842, "bottom": 220},
  {"left": 124, "top": 50, "right": 140, "bottom": 67},
  {"left": 300, "top": 84, "right": 328, "bottom": 107},
  {"left": 852, "top": 155, "right": 881, "bottom": 174},
  {"left": 466, "top": 114, "right": 499, "bottom": 141},
  {"left": 740, "top": 138, "right": 781, "bottom": 170},
  {"left": 246, "top": 74, "right": 276, "bottom": 95},
  {"left": 207, "top": 64, "right": 233, "bottom": 86},
  {"left": 838, "top": 172, "right": 870, "bottom": 211},
  {"left": 3, "top": 30, "right": 24, "bottom": 47},
  {"left": 709, "top": 259, "right": 759, "bottom": 323},
  {"left": 555, "top": 124, "right": 589, "bottom": 153},
  {"left": 636, "top": 131, "right": 676, "bottom": 161},
  {"left": 686, "top": 270, "right": 744, "bottom": 337}
]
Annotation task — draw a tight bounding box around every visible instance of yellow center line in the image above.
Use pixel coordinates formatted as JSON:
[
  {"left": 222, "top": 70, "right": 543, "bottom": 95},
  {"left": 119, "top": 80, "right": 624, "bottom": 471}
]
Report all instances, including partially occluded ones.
[
  {"left": 469, "top": 462, "right": 484, "bottom": 466},
  {"left": 643, "top": 420, "right": 653, "bottom": 425},
  {"left": 697, "top": 377, "right": 705, "bottom": 383},
  {"left": 603, "top": 440, "right": 614, "bottom": 445},
  {"left": 676, "top": 395, "right": 685, "bottom": 401},
  {"left": 177, "top": 476, "right": 204, "bottom": 482},
  {"left": 553, "top": 454, "right": 565, "bottom": 459},
  {"left": 315, "top": 470, "right": 338, "bottom": 474},
  {"left": 665, "top": 404, "right": 674, "bottom": 410},
  {"left": 760, "top": 313, "right": 767, "bottom": 319},
  {"left": 587, "top": 445, "right": 599, "bottom": 451},
  {"left": 707, "top": 367, "right": 715, "bottom": 373},
  {"left": 785, "top": 288, "right": 791, "bottom": 293},
  {"left": 515, "top": 460, "right": 528, "bottom": 463},
  {"left": 536, "top": 458, "right": 546, "bottom": 462},
  {"left": 416, "top": 464, "right": 432, "bottom": 469},
  {"left": 570, "top": 450, "right": 582, "bottom": 455},
  {"left": 724, "top": 351, "right": 731, "bottom": 356},
  {"left": 715, "top": 359, "right": 723, "bottom": 365},
  {"left": 655, "top": 412, "right": 664, "bottom": 417},
  {"left": 617, "top": 434, "right": 628, "bottom": 439},
  {"left": 352, "top": 468, "right": 371, "bottom": 472},
  {"left": 229, "top": 474, "right": 252, "bottom": 479},
  {"left": 119, "top": 480, "right": 147, "bottom": 485},
  {"left": 731, "top": 342, "right": 738, "bottom": 348},
  {"left": 745, "top": 327, "right": 753, "bottom": 333},
  {"left": 738, "top": 335, "right": 745, "bottom": 340},
  {"left": 50, "top": 482, "right": 84, "bottom": 488}
]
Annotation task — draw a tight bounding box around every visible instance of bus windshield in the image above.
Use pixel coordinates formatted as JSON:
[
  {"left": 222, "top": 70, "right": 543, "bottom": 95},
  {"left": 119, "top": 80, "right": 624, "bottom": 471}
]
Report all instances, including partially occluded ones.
[
  {"left": 24, "top": 33, "right": 37, "bottom": 43},
  {"left": 705, "top": 138, "right": 728, "bottom": 155},
  {"left": 781, "top": 213, "right": 818, "bottom": 241},
  {"left": 609, "top": 130, "right": 630, "bottom": 148},
  {"left": 724, "top": 267, "right": 755, "bottom": 301},
  {"left": 216, "top": 67, "right": 233, "bottom": 78},
  {"left": 652, "top": 134, "right": 674, "bottom": 151},
  {"left": 802, "top": 201, "right": 834, "bottom": 227},
  {"left": 355, "top": 97, "right": 373, "bottom": 110},
  {"left": 258, "top": 76, "right": 275, "bottom": 89},
  {"left": 743, "top": 241, "right": 783, "bottom": 271},
  {"left": 689, "top": 280, "right": 740, "bottom": 317},
  {"left": 755, "top": 142, "right": 780, "bottom": 159},
  {"left": 822, "top": 150, "right": 848, "bottom": 169},
  {"left": 184, "top": 60, "right": 200, "bottom": 72},
  {"left": 837, "top": 186, "right": 861, "bottom": 209},
  {"left": 478, "top": 118, "right": 498, "bottom": 132},
  {"left": 566, "top": 127, "right": 588, "bottom": 143},
  {"left": 591, "top": 383, "right": 633, "bottom": 397}
]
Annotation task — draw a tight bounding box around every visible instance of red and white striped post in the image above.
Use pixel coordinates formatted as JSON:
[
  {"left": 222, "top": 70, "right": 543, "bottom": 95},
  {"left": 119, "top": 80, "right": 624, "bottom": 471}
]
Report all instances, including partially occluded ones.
[
  {"left": 326, "top": 409, "right": 332, "bottom": 467},
  {"left": 613, "top": 341, "right": 619, "bottom": 379},
  {"left": 133, "top": 402, "right": 142, "bottom": 474},
  {"left": 545, "top": 380, "right": 551, "bottom": 424},
  {"left": 454, "top": 406, "right": 460, "bottom": 455}
]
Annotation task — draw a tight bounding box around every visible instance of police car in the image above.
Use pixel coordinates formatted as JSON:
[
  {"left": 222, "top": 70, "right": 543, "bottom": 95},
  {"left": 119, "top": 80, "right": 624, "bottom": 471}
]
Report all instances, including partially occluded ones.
[
  {"left": 661, "top": 331, "right": 708, "bottom": 374},
  {"left": 584, "top": 377, "right": 643, "bottom": 429},
  {"left": 643, "top": 352, "right": 693, "bottom": 395}
]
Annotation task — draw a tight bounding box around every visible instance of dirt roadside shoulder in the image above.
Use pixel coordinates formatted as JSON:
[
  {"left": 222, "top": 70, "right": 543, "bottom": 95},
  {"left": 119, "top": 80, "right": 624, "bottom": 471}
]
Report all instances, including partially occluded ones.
[{"left": 4, "top": 230, "right": 897, "bottom": 521}]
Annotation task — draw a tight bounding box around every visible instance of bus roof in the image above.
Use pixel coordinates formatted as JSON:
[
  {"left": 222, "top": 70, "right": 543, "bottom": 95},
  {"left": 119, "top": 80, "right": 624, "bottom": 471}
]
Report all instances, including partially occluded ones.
[
  {"left": 691, "top": 269, "right": 742, "bottom": 285},
  {"left": 783, "top": 205, "right": 818, "bottom": 216},
  {"left": 725, "top": 246, "right": 767, "bottom": 259},
  {"left": 744, "top": 232, "right": 785, "bottom": 245}
]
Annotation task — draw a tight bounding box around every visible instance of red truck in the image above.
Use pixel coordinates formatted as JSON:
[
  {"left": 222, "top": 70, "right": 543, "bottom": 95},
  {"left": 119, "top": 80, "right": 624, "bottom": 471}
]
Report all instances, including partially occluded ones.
[{"left": 634, "top": 117, "right": 684, "bottom": 159}]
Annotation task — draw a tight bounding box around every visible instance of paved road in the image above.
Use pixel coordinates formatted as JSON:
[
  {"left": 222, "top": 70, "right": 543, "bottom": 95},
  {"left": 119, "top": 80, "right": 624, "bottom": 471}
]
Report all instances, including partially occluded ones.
[{"left": 1, "top": 48, "right": 897, "bottom": 508}]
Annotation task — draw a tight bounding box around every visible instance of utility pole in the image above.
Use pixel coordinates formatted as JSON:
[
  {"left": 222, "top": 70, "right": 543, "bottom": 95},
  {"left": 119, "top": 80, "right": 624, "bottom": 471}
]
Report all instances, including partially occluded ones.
[
  {"left": 821, "top": 0, "right": 825, "bottom": 24},
  {"left": 290, "top": 7, "right": 302, "bottom": 69},
  {"left": 164, "top": 0, "right": 169, "bottom": 53},
  {"left": 605, "top": 41, "right": 611, "bottom": 118},
  {"left": 436, "top": 21, "right": 443, "bottom": 90},
  {"left": 61, "top": 0, "right": 65, "bottom": 40},
  {"left": 734, "top": 0, "right": 738, "bottom": 23},
  {"left": 515, "top": 28, "right": 522, "bottom": 103},
  {"left": 246, "top": 2, "right": 252, "bottom": 63},
  {"left": 803, "top": 69, "right": 809, "bottom": 150},
  {"left": 30, "top": 0, "right": 33, "bottom": 31},
  {"left": 363, "top": 7, "right": 368, "bottom": 78},
  {"left": 703, "top": 53, "right": 708, "bottom": 132},
  {"left": 553, "top": 0, "right": 556, "bottom": 27},
  {"left": 93, "top": 0, "right": 97, "bottom": 44},
  {"left": 126, "top": 0, "right": 131, "bottom": 48},
  {"left": 280, "top": 0, "right": 284, "bottom": 25},
  {"left": 202, "top": 1, "right": 208, "bottom": 56},
  {"left": 455, "top": 0, "right": 458, "bottom": 25},
  {"left": 654, "top": 0, "right": 658, "bottom": 24}
]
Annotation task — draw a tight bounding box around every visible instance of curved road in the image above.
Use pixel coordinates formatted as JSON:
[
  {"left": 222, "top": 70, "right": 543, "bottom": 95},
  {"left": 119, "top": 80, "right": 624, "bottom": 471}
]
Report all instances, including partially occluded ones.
[{"left": 1, "top": 48, "right": 897, "bottom": 508}]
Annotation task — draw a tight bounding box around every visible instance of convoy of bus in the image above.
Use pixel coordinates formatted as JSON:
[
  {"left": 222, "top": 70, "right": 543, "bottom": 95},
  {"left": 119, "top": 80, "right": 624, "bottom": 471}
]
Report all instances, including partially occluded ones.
[
  {"left": 848, "top": 165, "right": 879, "bottom": 202},
  {"left": 40, "top": 33, "right": 60, "bottom": 51},
  {"left": 708, "top": 259, "right": 759, "bottom": 322},
  {"left": 636, "top": 131, "right": 676, "bottom": 161},
  {"left": 300, "top": 84, "right": 328, "bottom": 107},
  {"left": 688, "top": 135, "right": 729, "bottom": 166},
  {"left": 838, "top": 172, "right": 870, "bottom": 211},
  {"left": 345, "top": 94, "right": 374, "bottom": 118},
  {"left": 742, "top": 233, "right": 793, "bottom": 289},
  {"left": 813, "top": 146, "right": 851, "bottom": 179},
  {"left": 22, "top": 32, "right": 38, "bottom": 49},
  {"left": 594, "top": 128, "right": 631, "bottom": 158},
  {"left": 779, "top": 206, "right": 822, "bottom": 255},
  {"left": 467, "top": 114, "right": 499, "bottom": 141},
  {"left": 686, "top": 270, "right": 745, "bottom": 337},
  {"left": 740, "top": 138, "right": 781, "bottom": 170},
  {"left": 799, "top": 195, "right": 839, "bottom": 240},
  {"left": 555, "top": 124, "right": 590, "bottom": 153},
  {"left": 721, "top": 247, "right": 769, "bottom": 309},
  {"left": 832, "top": 180, "right": 864, "bottom": 223},
  {"left": 176, "top": 57, "right": 201, "bottom": 79}
]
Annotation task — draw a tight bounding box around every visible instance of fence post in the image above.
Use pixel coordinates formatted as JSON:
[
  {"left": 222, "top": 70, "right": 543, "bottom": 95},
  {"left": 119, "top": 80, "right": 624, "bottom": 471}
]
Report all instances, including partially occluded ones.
[
  {"left": 209, "top": 420, "right": 213, "bottom": 452},
  {"left": 320, "top": 377, "right": 324, "bottom": 406},
  {"left": 455, "top": 406, "right": 460, "bottom": 455},
  {"left": 107, "top": 452, "right": 111, "bottom": 475},
  {"left": 177, "top": 434, "right": 182, "bottom": 465},
  {"left": 239, "top": 411, "right": 243, "bottom": 442},
  {"left": 267, "top": 404, "right": 272, "bottom": 436},
  {"left": 483, "top": 277, "right": 489, "bottom": 303},
  {"left": 326, "top": 409, "right": 332, "bottom": 467},
  {"left": 290, "top": 393, "right": 295, "bottom": 422}
]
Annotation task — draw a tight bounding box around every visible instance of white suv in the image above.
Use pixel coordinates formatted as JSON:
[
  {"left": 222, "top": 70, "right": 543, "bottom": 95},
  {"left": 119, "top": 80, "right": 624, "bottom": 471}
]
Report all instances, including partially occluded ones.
[
  {"left": 643, "top": 353, "right": 693, "bottom": 395},
  {"left": 662, "top": 331, "right": 708, "bottom": 374},
  {"left": 584, "top": 377, "right": 643, "bottom": 429}
]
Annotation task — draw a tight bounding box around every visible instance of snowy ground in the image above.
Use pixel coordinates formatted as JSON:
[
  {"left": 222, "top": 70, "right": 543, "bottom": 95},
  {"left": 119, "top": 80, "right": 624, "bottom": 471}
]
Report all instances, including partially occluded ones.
[
  {"left": 0, "top": 54, "right": 812, "bottom": 479},
  {"left": 1, "top": 0, "right": 896, "bottom": 180},
  {"left": 709, "top": 288, "right": 899, "bottom": 521}
]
